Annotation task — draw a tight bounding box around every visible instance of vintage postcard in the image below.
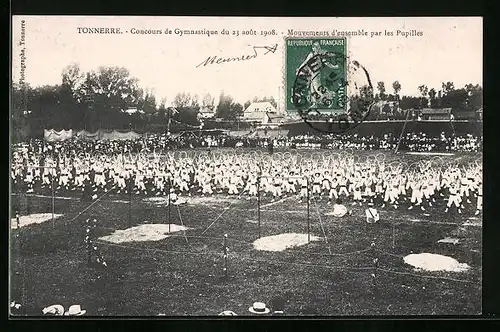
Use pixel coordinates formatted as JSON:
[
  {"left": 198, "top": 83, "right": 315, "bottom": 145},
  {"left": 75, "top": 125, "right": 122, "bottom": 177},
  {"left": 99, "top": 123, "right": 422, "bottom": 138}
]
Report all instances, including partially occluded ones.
[{"left": 10, "top": 16, "right": 482, "bottom": 316}]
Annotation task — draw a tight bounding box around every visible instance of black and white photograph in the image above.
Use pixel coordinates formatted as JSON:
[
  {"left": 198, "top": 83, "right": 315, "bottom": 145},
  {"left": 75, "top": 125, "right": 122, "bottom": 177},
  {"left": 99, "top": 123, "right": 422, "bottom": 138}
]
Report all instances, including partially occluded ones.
[{"left": 10, "top": 16, "right": 482, "bottom": 316}]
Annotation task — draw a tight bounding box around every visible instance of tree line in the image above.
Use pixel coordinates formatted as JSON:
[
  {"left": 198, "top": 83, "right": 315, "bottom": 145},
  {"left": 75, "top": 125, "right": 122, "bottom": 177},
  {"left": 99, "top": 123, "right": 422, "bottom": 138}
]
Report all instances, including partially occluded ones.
[
  {"left": 11, "top": 64, "right": 280, "bottom": 139},
  {"left": 373, "top": 80, "right": 482, "bottom": 113},
  {"left": 11, "top": 64, "right": 482, "bottom": 140}
]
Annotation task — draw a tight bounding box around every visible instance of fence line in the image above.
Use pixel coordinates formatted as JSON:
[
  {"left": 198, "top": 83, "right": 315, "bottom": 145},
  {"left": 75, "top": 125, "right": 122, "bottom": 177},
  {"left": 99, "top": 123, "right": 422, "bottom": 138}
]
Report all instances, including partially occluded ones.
[
  {"left": 241, "top": 208, "right": 305, "bottom": 214},
  {"left": 376, "top": 267, "right": 475, "bottom": 284},
  {"left": 94, "top": 235, "right": 372, "bottom": 272},
  {"left": 95, "top": 240, "right": 373, "bottom": 273},
  {"left": 167, "top": 234, "right": 222, "bottom": 242},
  {"left": 58, "top": 187, "right": 479, "bottom": 286},
  {"left": 13, "top": 193, "right": 72, "bottom": 200},
  {"left": 240, "top": 256, "right": 373, "bottom": 272},
  {"left": 95, "top": 225, "right": 369, "bottom": 256},
  {"left": 259, "top": 196, "right": 294, "bottom": 209},
  {"left": 94, "top": 240, "right": 209, "bottom": 256},
  {"left": 93, "top": 236, "right": 476, "bottom": 284},
  {"left": 404, "top": 219, "right": 460, "bottom": 226},
  {"left": 287, "top": 247, "right": 372, "bottom": 258},
  {"left": 374, "top": 248, "right": 406, "bottom": 258}
]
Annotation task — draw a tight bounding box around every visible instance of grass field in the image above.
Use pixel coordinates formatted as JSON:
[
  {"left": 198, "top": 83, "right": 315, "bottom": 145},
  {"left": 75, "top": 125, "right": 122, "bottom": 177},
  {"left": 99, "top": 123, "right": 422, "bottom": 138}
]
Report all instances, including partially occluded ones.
[{"left": 9, "top": 149, "right": 482, "bottom": 316}]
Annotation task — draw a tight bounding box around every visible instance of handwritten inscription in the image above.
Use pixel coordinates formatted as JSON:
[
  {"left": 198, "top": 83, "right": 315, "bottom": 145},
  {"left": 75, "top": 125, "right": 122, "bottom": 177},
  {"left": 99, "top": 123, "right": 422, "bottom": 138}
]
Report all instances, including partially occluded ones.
[{"left": 196, "top": 44, "right": 278, "bottom": 68}]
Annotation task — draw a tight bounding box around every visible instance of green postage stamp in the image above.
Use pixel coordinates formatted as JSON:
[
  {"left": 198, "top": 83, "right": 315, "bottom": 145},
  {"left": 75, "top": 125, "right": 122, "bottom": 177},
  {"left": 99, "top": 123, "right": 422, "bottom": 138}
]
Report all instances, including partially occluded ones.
[{"left": 286, "top": 37, "right": 347, "bottom": 115}]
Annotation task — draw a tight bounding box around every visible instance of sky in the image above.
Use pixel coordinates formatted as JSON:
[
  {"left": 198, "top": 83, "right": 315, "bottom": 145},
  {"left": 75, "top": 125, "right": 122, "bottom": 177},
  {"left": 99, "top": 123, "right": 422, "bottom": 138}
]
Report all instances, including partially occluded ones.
[{"left": 12, "top": 16, "right": 482, "bottom": 110}]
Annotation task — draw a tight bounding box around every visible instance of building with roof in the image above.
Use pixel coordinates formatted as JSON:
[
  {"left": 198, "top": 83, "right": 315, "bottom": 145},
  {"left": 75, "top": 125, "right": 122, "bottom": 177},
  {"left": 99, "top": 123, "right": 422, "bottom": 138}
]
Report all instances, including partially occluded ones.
[
  {"left": 242, "top": 102, "right": 277, "bottom": 123},
  {"left": 197, "top": 106, "right": 216, "bottom": 119},
  {"left": 419, "top": 108, "right": 452, "bottom": 120},
  {"left": 122, "top": 107, "right": 145, "bottom": 115}
]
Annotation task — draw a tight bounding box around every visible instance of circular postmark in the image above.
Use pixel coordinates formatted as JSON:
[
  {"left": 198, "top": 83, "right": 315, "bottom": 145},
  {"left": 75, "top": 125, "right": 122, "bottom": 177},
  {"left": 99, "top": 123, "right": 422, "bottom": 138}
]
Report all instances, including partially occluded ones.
[{"left": 290, "top": 44, "right": 374, "bottom": 134}]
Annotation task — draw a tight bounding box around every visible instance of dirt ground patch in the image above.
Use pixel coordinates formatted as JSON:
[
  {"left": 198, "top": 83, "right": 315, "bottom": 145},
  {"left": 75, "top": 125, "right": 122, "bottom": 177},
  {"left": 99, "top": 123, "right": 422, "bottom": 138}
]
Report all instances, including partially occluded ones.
[
  {"left": 10, "top": 213, "right": 63, "bottom": 229},
  {"left": 98, "top": 224, "right": 191, "bottom": 243},
  {"left": 403, "top": 253, "right": 470, "bottom": 272},
  {"left": 253, "top": 233, "right": 321, "bottom": 252}
]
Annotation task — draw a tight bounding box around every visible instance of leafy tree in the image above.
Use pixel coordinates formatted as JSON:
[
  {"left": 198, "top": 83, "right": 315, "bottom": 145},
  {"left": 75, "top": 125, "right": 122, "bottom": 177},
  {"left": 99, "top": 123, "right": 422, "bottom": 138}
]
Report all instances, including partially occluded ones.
[
  {"left": 392, "top": 81, "right": 401, "bottom": 97},
  {"left": 57, "top": 63, "right": 89, "bottom": 129},
  {"left": 78, "top": 66, "right": 141, "bottom": 129},
  {"left": 20, "top": 85, "right": 68, "bottom": 133},
  {"left": 191, "top": 94, "right": 200, "bottom": 110},
  {"left": 232, "top": 102, "right": 244, "bottom": 117},
  {"left": 92, "top": 66, "right": 140, "bottom": 109},
  {"left": 399, "top": 96, "right": 421, "bottom": 110},
  {"left": 377, "top": 81, "right": 386, "bottom": 101},
  {"left": 464, "top": 83, "right": 479, "bottom": 96},
  {"left": 172, "top": 92, "right": 192, "bottom": 109},
  {"left": 174, "top": 108, "right": 199, "bottom": 126},
  {"left": 464, "top": 84, "right": 482, "bottom": 110},
  {"left": 428, "top": 88, "right": 438, "bottom": 108},
  {"left": 151, "top": 98, "right": 170, "bottom": 131},
  {"left": 386, "top": 94, "right": 396, "bottom": 102},
  {"left": 138, "top": 89, "right": 157, "bottom": 115},
  {"left": 216, "top": 91, "right": 233, "bottom": 119},
  {"left": 360, "top": 85, "right": 374, "bottom": 99},
  {"left": 201, "top": 93, "right": 215, "bottom": 108},
  {"left": 441, "top": 88, "right": 468, "bottom": 110},
  {"left": 170, "top": 92, "right": 200, "bottom": 127},
  {"left": 441, "top": 81, "right": 455, "bottom": 95},
  {"left": 215, "top": 91, "right": 241, "bottom": 120},
  {"left": 155, "top": 98, "right": 167, "bottom": 119},
  {"left": 61, "top": 63, "right": 85, "bottom": 100},
  {"left": 244, "top": 100, "right": 251, "bottom": 110},
  {"left": 417, "top": 85, "right": 429, "bottom": 108}
]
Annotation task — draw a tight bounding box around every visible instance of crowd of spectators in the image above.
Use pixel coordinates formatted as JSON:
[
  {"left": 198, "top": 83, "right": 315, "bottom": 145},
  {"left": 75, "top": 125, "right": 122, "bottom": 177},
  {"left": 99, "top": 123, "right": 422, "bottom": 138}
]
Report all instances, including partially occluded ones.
[
  {"left": 172, "top": 132, "right": 482, "bottom": 152},
  {"left": 12, "top": 131, "right": 482, "bottom": 159}
]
